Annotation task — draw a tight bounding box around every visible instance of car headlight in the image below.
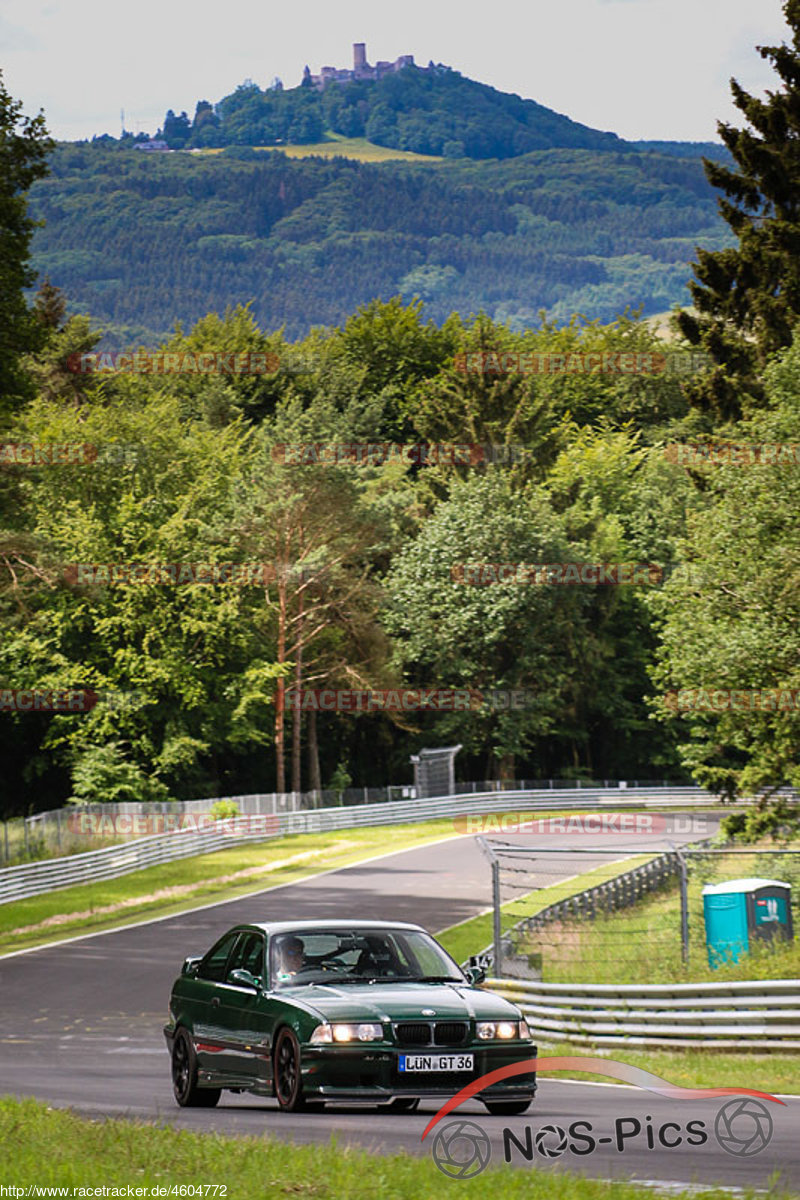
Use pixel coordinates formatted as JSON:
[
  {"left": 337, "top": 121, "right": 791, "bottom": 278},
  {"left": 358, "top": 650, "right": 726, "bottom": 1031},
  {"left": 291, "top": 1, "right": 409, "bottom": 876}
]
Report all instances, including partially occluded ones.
[
  {"left": 311, "top": 1022, "right": 383, "bottom": 1043},
  {"left": 331, "top": 1022, "right": 383, "bottom": 1042},
  {"left": 476, "top": 1020, "right": 521, "bottom": 1040}
]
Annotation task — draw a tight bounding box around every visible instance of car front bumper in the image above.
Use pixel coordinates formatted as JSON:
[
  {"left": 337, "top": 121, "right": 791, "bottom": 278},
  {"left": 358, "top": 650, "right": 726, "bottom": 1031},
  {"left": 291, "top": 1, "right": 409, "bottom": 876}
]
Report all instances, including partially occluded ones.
[{"left": 299, "top": 1041, "right": 538, "bottom": 1101}]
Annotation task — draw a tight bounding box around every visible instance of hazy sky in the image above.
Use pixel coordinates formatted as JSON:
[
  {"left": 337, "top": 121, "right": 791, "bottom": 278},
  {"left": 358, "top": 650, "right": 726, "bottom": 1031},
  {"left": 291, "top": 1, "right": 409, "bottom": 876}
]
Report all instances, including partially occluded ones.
[{"left": 0, "top": 0, "right": 791, "bottom": 143}]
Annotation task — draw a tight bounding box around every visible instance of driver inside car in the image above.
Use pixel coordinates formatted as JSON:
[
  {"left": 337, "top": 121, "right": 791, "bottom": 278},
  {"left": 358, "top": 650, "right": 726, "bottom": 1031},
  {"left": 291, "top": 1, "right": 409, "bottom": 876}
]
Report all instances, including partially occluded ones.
[{"left": 276, "top": 935, "right": 306, "bottom": 978}]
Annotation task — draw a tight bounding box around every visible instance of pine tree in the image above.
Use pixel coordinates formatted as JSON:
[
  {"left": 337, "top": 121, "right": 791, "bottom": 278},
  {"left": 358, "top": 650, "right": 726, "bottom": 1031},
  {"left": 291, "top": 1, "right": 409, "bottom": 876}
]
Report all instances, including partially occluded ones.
[
  {"left": 33, "top": 276, "right": 66, "bottom": 330},
  {"left": 677, "top": 0, "right": 800, "bottom": 421},
  {"left": 0, "top": 70, "right": 53, "bottom": 423}
]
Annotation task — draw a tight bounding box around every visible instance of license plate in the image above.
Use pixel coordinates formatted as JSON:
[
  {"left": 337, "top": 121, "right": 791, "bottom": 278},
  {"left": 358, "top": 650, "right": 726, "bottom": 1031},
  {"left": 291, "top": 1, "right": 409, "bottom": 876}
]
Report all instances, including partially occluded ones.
[{"left": 398, "top": 1053, "right": 474, "bottom": 1072}]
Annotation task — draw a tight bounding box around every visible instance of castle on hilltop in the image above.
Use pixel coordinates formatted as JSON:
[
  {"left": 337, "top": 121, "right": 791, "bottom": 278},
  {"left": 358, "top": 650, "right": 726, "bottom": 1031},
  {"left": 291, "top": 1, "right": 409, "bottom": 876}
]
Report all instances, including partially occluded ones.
[{"left": 302, "top": 43, "right": 415, "bottom": 89}]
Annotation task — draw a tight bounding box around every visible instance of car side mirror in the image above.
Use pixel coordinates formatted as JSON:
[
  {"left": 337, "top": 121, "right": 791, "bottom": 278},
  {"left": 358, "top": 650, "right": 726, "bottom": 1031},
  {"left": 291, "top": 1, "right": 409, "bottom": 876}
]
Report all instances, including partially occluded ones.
[
  {"left": 228, "top": 968, "right": 260, "bottom": 990},
  {"left": 181, "top": 955, "right": 201, "bottom": 977},
  {"left": 464, "top": 964, "right": 486, "bottom": 986}
]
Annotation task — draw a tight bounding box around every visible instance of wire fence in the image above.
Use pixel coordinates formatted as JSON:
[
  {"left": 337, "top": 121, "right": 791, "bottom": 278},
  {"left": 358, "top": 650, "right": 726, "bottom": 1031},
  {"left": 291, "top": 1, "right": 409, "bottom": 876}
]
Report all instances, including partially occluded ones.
[
  {"left": 0, "top": 787, "right": 712, "bottom": 902},
  {"left": 476, "top": 840, "right": 800, "bottom": 985},
  {"left": 3, "top": 778, "right": 700, "bottom": 866}
]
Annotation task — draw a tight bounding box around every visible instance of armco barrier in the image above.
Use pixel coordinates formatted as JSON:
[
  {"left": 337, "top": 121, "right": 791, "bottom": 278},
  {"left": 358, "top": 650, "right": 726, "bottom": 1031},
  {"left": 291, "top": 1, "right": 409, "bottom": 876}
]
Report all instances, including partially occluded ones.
[
  {"left": 486, "top": 976, "right": 800, "bottom": 1050},
  {"left": 0, "top": 786, "right": 713, "bottom": 905}
]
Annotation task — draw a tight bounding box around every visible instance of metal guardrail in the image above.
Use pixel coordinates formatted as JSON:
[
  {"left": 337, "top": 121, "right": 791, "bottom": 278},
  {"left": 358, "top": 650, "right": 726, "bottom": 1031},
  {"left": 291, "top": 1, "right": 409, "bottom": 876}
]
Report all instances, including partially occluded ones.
[
  {"left": 0, "top": 786, "right": 712, "bottom": 905},
  {"left": 512, "top": 850, "right": 684, "bottom": 933},
  {"left": 486, "top": 976, "right": 800, "bottom": 1050}
]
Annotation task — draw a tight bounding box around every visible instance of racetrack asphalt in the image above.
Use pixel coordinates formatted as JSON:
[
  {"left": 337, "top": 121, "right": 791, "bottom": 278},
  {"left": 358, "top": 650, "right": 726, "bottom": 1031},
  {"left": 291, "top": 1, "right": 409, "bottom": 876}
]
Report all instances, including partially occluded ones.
[{"left": 1, "top": 815, "right": 796, "bottom": 1192}]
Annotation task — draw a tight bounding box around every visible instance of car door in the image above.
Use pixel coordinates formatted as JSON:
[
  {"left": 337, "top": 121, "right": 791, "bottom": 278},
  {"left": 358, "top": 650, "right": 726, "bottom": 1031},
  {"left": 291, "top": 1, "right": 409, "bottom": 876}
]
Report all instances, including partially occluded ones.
[
  {"left": 189, "top": 929, "right": 241, "bottom": 1081},
  {"left": 218, "top": 930, "right": 269, "bottom": 1085}
]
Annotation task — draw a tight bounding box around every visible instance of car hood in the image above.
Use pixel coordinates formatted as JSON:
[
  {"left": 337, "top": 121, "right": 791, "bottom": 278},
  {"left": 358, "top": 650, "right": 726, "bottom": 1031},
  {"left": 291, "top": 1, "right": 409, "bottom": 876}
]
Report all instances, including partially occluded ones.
[{"left": 275, "top": 981, "right": 521, "bottom": 1024}]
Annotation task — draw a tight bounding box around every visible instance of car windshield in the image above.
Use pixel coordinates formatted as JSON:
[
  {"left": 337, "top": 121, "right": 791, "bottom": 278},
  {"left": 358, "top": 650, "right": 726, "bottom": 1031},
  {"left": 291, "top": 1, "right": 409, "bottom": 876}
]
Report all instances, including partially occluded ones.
[{"left": 269, "top": 928, "right": 465, "bottom": 988}]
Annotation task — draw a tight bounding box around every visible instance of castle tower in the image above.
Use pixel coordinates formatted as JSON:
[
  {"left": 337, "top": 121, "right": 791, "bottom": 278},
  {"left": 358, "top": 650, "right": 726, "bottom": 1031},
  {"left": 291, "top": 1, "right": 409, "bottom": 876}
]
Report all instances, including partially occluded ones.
[{"left": 353, "top": 42, "right": 367, "bottom": 71}]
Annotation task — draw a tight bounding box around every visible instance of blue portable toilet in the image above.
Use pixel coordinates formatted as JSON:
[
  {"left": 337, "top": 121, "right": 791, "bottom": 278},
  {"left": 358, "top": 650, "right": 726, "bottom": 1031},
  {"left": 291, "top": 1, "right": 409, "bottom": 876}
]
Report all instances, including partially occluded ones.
[{"left": 703, "top": 877, "right": 793, "bottom": 968}]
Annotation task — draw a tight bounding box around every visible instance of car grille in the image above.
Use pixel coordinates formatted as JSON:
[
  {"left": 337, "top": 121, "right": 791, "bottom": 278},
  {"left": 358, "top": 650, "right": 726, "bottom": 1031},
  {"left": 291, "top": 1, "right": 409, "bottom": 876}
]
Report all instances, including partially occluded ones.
[
  {"left": 395, "top": 1022, "right": 431, "bottom": 1045},
  {"left": 394, "top": 1021, "right": 468, "bottom": 1046},
  {"left": 434, "top": 1022, "right": 468, "bottom": 1046}
]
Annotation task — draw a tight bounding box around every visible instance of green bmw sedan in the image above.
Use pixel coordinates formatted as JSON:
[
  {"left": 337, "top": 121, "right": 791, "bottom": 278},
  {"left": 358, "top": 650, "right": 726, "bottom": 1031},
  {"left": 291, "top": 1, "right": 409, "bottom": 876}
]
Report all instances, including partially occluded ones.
[{"left": 164, "top": 919, "right": 537, "bottom": 1114}]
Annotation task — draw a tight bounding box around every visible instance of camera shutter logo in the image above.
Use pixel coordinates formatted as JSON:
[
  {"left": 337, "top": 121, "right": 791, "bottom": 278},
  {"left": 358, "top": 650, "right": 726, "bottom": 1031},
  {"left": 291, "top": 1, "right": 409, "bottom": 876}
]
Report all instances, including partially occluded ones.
[
  {"left": 715, "top": 1099, "right": 774, "bottom": 1157},
  {"left": 432, "top": 1120, "right": 492, "bottom": 1178},
  {"left": 535, "top": 1124, "right": 568, "bottom": 1158}
]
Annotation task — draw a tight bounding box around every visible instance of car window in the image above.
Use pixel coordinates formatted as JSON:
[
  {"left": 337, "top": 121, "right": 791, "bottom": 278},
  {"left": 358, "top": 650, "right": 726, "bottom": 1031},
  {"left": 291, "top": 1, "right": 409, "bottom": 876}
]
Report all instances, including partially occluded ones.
[
  {"left": 226, "top": 931, "right": 264, "bottom": 983},
  {"left": 267, "top": 928, "right": 462, "bottom": 987},
  {"left": 197, "top": 931, "right": 239, "bottom": 982},
  {"left": 398, "top": 934, "right": 449, "bottom": 977}
]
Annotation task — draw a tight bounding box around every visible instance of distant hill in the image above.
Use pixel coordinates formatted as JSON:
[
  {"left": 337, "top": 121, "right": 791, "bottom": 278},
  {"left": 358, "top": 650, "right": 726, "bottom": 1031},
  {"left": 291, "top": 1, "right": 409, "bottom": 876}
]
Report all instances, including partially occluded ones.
[
  {"left": 145, "top": 64, "right": 729, "bottom": 164},
  {"left": 29, "top": 59, "right": 735, "bottom": 342},
  {"left": 29, "top": 140, "right": 730, "bottom": 343}
]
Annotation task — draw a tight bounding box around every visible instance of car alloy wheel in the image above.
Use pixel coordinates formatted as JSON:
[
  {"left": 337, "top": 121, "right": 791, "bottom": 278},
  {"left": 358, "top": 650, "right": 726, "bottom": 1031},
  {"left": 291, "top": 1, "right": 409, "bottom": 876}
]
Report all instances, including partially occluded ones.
[
  {"left": 274, "top": 1028, "right": 312, "bottom": 1112},
  {"left": 171, "top": 1029, "right": 221, "bottom": 1108}
]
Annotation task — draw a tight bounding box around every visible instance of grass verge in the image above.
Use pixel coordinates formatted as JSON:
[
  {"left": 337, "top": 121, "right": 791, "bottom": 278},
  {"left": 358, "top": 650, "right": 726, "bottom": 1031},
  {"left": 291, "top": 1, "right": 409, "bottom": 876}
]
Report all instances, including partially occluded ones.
[
  {"left": 532, "top": 1040, "right": 800, "bottom": 1096},
  {"left": 510, "top": 847, "right": 800, "bottom": 984},
  {"left": 437, "top": 856, "right": 649, "bottom": 966},
  {"left": 0, "top": 821, "right": 460, "bottom": 955},
  {"left": 0, "top": 1096, "right": 777, "bottom": 1200}
]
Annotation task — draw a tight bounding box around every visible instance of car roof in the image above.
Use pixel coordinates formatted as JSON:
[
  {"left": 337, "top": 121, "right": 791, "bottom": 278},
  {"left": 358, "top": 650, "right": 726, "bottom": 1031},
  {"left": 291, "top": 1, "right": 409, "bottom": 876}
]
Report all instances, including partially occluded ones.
[{"left": 224, "top": 919, "right": 428, "bottom": 936}]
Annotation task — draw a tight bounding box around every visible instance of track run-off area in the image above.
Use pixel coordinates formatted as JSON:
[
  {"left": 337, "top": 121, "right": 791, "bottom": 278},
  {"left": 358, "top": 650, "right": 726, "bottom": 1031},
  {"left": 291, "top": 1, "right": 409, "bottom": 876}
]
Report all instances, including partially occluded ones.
[{"left": 1, "top": 816, "right": 797, "bottom": 1192}]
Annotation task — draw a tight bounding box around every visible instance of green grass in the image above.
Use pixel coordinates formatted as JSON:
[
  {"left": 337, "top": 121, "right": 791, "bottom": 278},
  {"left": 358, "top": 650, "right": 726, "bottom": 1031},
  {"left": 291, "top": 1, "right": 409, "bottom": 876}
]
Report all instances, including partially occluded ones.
[
  {"left": 532, "top": 1040, "right": 800, "bottom": 1096},
  {"left": 0, "top": 1097, "right": 780, "bottom": 1200},
  {"left": 437, "top": 856, "right": 649, "bottom": 966},
  {"left": 197, "top": 134, "right": 443, "bottom": 163},
  {"left": 0, "top": 821, "right": 461, "bottom": 955}
]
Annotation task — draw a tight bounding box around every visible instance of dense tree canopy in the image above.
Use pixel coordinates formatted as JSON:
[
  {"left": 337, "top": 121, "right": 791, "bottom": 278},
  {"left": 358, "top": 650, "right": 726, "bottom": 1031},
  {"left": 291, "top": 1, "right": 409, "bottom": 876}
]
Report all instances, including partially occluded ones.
[{"left": 26, "top": 139, "right": 730, "bottom": 343}]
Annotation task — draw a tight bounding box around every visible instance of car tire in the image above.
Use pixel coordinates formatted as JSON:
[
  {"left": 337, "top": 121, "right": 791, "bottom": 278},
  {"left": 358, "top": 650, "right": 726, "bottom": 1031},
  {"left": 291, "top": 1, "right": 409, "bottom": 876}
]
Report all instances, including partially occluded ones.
[
  {"left": 171, "top": 1029, "right": 221, "bottom": 1108},
  {"left": 384, "top": 1098, "right": 420, "bottom": 1112},
  {"left": 483, "top": 1099, "right": 531, "bottom": 1116},
  {"left": 274, "top": 1028, "right": 312, "bottom": 1112}
]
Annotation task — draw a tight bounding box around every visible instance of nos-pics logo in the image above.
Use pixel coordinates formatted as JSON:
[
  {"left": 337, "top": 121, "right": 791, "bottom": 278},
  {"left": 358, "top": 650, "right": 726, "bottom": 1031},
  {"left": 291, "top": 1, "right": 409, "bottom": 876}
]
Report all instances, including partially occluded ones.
[
  {"left": 424, "top": 1058, "right": 782, "bottom": 1179},
  {"left": 432, "top": 1099, "right": 775, "bottom": 1178}
]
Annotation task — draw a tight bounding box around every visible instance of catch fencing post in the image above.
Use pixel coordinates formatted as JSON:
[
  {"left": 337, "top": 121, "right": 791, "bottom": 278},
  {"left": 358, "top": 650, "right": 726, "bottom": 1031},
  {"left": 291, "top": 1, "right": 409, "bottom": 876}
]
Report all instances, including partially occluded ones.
[
  {"left": 678, "top": 849, "right": 690, "bottom": 966},
  {"left": 492, "top": 858, "right": 502, "bottom": 977}
]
